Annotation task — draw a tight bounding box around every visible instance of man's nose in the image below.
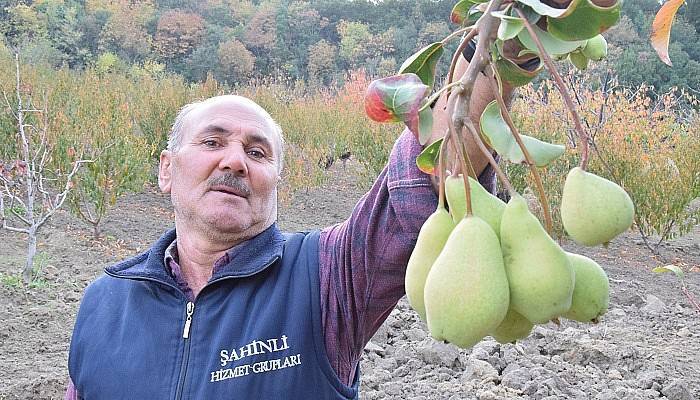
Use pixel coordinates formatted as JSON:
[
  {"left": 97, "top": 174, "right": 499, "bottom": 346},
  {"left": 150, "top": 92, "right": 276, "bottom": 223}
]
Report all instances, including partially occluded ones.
[{"left": 218, "top": 146, "right": 248, "bottom": 176}]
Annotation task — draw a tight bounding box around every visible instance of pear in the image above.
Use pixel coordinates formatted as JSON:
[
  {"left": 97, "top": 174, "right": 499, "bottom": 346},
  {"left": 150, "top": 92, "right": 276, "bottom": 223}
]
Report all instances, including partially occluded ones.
[
  {"left": 490, "top": 308, "right": 534, "bottom": 344},
  {"left": 405, "top": 206, "right": 455, "bottom": 321},
  {"left": 568, "top": 50, "right": 589, "bottom": 71},
  {"left": 424, "top": 216, "right": 510, "bottom": 349},
  {"left": 500, "top": 195, "right": 575, "bottom": 324},
  {"left": 582, "top": 35, "right": 608, "bottom": 61},
  {"left": 561, "top": 167, "right": 634, "bottom": 246},
  {"left": 564, "top": 253, "right": 610, "bottom": 323},
  {"left": 445, "top": 175, "right": 506, "bottom": 237}
]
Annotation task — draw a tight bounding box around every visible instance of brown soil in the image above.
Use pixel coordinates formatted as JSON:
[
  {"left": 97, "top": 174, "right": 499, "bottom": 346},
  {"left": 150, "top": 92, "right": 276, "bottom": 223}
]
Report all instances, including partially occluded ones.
[{"left": 1, "top": 163, "right": 698, "bottom": 400}]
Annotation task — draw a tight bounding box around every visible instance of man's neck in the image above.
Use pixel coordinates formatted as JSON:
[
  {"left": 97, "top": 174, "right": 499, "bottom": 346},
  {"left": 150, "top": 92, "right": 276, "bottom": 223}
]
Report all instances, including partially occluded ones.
[{"left": 174, "top": 233, "right": 231, "bottom": 298}]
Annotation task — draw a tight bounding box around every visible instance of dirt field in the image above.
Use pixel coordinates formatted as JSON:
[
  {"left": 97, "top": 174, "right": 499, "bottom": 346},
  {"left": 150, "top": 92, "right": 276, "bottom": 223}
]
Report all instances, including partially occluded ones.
[{"left": 1, "top": 163, "right": 698, "bottom": 400}]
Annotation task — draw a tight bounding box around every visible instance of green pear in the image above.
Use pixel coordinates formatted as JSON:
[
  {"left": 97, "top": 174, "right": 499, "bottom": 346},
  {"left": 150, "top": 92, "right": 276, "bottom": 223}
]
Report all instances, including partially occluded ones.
[
  {"left": 564, "top": 253, "right": 610, "bottom": 323},
  {"left": 445, "top": 175, "right": 506, "bottom": 237},
  {"left": 568, "top": 50, "right": 589, "bottom": 71},
  {"left": 424, "top": 216, "right": 510, "bottom": 349},
  {"left": 490, "top": 308, "right": 534, "bottom": 344},
  {"left": 561, "top": 167, "right": 634, "bottom": 246},
  {"left": 405, "top": 206, "right": 455, "bottom": 321},
  {"left": 500, "top": 195, "right": 575, "bottom": 324},
  {"left": 582, "top": 35, "right": 608, "bottom": 61}
]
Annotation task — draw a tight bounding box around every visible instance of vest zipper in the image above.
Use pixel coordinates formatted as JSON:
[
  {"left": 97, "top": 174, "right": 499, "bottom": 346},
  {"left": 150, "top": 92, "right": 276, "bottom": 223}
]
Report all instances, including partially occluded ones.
[
  {"left": 182, "top": 301, "right": 194, "bottom": 338},
  {"left": 175, "top": 301, "right": 195, "bottom": 400}
]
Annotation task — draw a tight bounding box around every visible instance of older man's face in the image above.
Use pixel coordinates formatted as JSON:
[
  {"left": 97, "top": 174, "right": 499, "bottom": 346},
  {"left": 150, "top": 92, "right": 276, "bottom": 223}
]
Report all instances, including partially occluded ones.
[{"left": 158, "top": 97, "right": 281, "bottom": 241}]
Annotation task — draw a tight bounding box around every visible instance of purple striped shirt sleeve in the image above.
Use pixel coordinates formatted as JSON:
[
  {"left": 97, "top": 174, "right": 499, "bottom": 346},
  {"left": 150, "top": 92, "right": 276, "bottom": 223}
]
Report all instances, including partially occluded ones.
[
  {"left": 318, "top": 129, "right": 438, "bottom": 385},
  {"left": 64, "top": 380, "right": 78, "bottom": 400}
]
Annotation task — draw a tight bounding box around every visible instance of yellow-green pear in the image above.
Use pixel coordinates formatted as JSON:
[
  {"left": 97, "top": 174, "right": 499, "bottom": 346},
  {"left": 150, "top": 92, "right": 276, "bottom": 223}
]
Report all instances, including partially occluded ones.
[
  {"left": 561, "top": 167, "right": 634, "bottom": 246},
  {"left": 405, "top": 206, "right": 455, "bottom": 321},
  {"left": 490, "top": 308, "right": 534, "bottom": 344},
  {"left": 445, "top": 175, "right": 506, "bottom": 237},
  {"left": 564, "top": 253, "right": 610, "bottom": 323},
  {"left": 582, "top": 35, "right": 608, "bottom": 61},
  {"left": 424, "top": 216, "right": 510, "bottom": 349},
  {"left": 500, "top": 195, "right": 575, "bottom": 324}
]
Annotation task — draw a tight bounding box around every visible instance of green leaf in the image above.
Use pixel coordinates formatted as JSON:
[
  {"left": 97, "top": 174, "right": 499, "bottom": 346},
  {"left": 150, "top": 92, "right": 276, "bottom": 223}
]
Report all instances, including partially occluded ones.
[
  {"left": 492, "top": 41, "right": 543, "bottom": 87},
  {"left": 515, "top": 0, "right": 567, "bottom": 17},
  {"left": 416, "top": 138, "right": 443, "bottom": 175},
  {"left": 451, "top": 0, "right": 487, "bottom": 25},
  {"left": 364, "top": 74, "right": 430, "bottom": 132},
  {"left": 399, "top": 42, "right": 444, "bottom": 88},
  {"left": 492, "top": 11, "right": 524, "bottom": 41},
  {"left": 547, "top": 0, "right": 622, "bottom": 41},
  {"left": 418, "top": 106, "right": 434, "bottom": 145},
  {"left": 652, "top": 265, "right": 685, "bottom": 280},
  {"left": 512, "top": 3, "right": 542, "bottom": 24},
  {"left": 479, "top": 101, "right": 565, "bottom": 166},
  {"left": 517, "top": 23, "right": 586, "bottom": 56}
]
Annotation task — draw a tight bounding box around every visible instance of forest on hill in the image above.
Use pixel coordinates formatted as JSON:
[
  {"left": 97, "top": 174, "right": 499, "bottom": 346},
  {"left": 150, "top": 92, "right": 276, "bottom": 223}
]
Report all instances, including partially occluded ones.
[{"left": 1, "top": 0, "right": 699, "bottom": 91}]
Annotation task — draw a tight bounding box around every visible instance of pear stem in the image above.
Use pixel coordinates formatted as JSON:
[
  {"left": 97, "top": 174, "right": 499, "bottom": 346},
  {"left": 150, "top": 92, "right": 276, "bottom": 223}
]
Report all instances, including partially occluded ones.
[
  {"left": 446, "top": 92, "right": 473, "bottom": 218},
  {"left": 456, "top": 133, "right": 474, "bottom": 219},
  {"left": 437, "top": 132, "right": 450, "bottom": 210},
  {"left": 464, "top": 118, "right": 515, "bottom": 196},
  {"left": 515, "top": 7, "right": 591, "bottom": 171},
  {"left": 486, "top": 63, "right": 553, "bottom": 234}
]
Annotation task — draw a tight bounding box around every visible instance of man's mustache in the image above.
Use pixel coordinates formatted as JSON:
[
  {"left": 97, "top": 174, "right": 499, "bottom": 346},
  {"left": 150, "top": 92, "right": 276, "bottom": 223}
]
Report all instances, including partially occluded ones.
[{"left": 208, "top": 174, "right": 251, "bottom": 197}]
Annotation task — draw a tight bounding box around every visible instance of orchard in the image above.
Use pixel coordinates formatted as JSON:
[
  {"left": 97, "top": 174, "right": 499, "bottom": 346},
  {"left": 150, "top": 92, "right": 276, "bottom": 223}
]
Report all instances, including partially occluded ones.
[{"left": 0, "top": 0, "right": 698, "bottom": 398}]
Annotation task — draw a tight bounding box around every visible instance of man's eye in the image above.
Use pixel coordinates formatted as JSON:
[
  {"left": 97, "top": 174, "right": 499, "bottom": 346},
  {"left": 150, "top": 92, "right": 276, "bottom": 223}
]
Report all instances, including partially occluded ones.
[
  {"left": 203, "top": 139, "right": 219, "bottom": 147},
  {"left": 247, "top": 149, "right": 265, "bottom": 159}
]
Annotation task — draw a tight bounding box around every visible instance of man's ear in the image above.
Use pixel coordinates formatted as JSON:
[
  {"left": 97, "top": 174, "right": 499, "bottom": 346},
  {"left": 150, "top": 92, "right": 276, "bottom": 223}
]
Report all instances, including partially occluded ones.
[{"left": 158, "top": 150, "right": 173, "bottom": 193}]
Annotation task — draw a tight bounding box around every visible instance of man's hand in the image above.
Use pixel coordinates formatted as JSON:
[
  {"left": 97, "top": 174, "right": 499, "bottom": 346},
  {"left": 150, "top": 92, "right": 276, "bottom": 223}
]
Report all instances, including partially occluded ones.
[{"left": 427, "top": 52, "right": 514, "bottom": 181}]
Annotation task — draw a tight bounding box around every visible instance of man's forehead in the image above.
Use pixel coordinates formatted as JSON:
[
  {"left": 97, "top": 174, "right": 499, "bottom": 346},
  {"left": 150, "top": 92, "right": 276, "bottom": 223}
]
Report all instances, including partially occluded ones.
[{"left": 184, "top": 97, "right": 278, "bottom": 141}]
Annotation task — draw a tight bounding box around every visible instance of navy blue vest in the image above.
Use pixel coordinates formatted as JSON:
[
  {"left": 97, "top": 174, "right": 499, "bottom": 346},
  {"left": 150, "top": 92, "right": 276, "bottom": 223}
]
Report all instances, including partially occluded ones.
[{"left": 68, "top": 224, "right": 359, "bottom": 399}]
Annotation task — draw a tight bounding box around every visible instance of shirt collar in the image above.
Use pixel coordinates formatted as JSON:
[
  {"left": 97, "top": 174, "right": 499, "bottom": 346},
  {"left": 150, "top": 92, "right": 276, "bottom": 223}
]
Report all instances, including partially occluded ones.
[{"left": 107, "top": 224, "right": 285, "bottom": 284}]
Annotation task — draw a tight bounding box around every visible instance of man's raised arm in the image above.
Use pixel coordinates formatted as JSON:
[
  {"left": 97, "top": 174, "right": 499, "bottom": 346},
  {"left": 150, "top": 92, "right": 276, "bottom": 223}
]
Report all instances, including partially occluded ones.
[{"left": 317, "top": 48, "right": 519, "bottom": 386}]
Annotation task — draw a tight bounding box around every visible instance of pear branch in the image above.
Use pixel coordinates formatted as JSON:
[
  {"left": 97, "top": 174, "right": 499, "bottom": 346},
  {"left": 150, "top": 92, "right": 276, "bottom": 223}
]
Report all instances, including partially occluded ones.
[
  {"left": 442, "top": 0, "right": 504, "bottom": 217},
  {"left": 446, "top": 27, "right": 479, "bottom": 100},
  {"left": 442, "top": 25, "right": 477, "bottom": 45},
  {"left": 451, "top": 0, "right": 503, "bottom": 127},
  {"left": 515, "top": 7, "right": 591, "bottom": 171}
]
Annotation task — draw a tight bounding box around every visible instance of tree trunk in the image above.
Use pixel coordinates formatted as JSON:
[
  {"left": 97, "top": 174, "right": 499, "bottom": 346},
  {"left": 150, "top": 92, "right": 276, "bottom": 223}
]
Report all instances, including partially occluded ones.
[{"left": 22, "top": 229, "right": 37, "bottom": 284}]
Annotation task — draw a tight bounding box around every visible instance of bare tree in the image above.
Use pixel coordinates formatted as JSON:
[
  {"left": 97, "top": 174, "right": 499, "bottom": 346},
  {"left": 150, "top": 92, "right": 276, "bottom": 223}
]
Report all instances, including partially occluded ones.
[{"left": 0, "top": 54, "right": 90, "bottom": 284}]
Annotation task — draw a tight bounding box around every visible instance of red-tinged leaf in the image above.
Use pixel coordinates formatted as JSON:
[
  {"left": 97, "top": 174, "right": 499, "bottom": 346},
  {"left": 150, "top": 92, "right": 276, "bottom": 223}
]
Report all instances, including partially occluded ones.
[
  {"left": 651, "top": 0, "right": 686, "bottom": 66},
  {"left": 451, "top": 0, "right": 486, "bottom": 25},
  {"left": 399, "top": 42, "right": 444, "bottom": 88},
  {"left": 364, "top": 74, "right": 430, "bottom": 133},
  {"left": 365, "top": 82, "right": 401, "bottom": 123},
  {"left": 416, "top": 138, "right": 443, "bottom": 175}
]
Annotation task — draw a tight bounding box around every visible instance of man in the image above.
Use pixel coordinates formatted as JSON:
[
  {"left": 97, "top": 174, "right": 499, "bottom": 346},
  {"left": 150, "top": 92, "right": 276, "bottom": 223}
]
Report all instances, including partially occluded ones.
[{"left": 65, "top": 46, "right": 514, "bottom": 399}]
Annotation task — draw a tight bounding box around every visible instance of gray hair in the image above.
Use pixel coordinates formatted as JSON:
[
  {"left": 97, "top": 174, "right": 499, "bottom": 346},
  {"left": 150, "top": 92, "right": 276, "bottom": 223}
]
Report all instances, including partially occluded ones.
[{"left": 167, "top": 96, "right": 285, "bottom": 173}]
